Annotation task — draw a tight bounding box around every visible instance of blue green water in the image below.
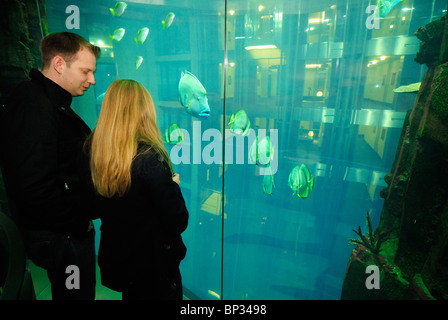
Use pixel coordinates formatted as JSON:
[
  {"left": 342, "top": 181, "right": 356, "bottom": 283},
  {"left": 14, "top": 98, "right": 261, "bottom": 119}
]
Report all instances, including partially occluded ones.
[{"left": 45, "top": 0, "right": 447, "bottom": 299}]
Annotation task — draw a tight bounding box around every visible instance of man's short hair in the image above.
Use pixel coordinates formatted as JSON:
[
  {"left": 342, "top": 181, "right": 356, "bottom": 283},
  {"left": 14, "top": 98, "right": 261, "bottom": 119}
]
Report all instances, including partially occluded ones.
[{"left": 40, "top": 32, "right": 100, "bottom": 69}]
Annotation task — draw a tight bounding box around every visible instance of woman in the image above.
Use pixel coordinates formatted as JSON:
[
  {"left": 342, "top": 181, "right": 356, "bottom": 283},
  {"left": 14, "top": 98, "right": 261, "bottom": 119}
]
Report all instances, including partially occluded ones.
[{"left": 84, "top": 79, "right": 189, "bottom": 300}]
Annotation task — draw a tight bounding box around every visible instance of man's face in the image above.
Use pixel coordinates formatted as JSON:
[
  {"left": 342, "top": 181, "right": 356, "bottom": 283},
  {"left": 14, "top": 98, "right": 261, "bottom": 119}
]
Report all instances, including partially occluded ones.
[{"left": 61, "top": 48, "right": 97, "bottom": 97}]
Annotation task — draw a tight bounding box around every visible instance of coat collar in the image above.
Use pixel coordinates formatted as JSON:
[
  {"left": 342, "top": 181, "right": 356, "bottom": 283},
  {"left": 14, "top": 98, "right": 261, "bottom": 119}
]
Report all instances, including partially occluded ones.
[
  {"left": 29, "top": 69, "right": 82, "bottom": 119},
  {"left": 29, "top": 68, "right": 73, "bottom": 109}
]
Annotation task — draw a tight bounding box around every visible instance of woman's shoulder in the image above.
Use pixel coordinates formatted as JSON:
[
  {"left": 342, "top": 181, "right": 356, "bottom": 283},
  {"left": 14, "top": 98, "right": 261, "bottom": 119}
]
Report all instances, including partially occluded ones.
[
  {"left": 135, "top": 141, "right": 160, "bottom": 161},
  {"left": 134, "top": 141, "right": 170, "bottom": 173}
]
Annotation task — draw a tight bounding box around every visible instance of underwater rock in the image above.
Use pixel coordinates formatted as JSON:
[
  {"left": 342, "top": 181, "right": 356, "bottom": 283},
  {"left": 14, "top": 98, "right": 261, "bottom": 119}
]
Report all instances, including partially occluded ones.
[
  {"left": 340, "top": 245, "right": 383, "bottom": 299},
  {"left": 342, "top": 14, "right": 448, "bottom": 300},
  {"left": 414, "top": 15, "right": 446, "bottom": 67},
  {"left": 408, "top": 274, "right": 436, "bottom": 300},
  {"left": 0, "top": 0, "right": 48, "bottom": 218},
  {"left": 384, "top": 173, "right": 393, "bottom": 185},
  {"left": 0, "top": 0, "right": 47, "bottom": 104},
  {"left": 430, "top": 64, "right": 448, "bottom": 122}
]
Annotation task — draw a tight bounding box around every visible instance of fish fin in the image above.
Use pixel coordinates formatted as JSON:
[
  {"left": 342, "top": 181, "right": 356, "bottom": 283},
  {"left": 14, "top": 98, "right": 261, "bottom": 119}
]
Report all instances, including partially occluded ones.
[
  {"left": 109, "top": 8, "right": 115, "bottom": 16},
  {"left": 228, "top": 114, "right": 235, "bottom": 125}
]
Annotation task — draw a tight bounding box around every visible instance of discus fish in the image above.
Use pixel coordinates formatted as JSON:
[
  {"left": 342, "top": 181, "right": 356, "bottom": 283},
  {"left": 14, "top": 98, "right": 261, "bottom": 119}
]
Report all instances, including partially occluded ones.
[
  {"left": 263, "top": 166, "right": 275, "bottom": 195},
  {"left": 110, "top": 28, "right": 125, "bottom": 42},
  {"left": 162, "top": 12, "right": 175, "bottom": 29},
  {"left": 377, "top": 0, "right": 403, "bottom": 18},
  {"left": 135, "top": 56, "right": 143, "bottom": 71},
  {"left": 96, "top": 92, "right": 106, "bottom": 101},
  {"left": 164, "top": 123, "right": 184, "bottom": 145},
  {"left": 249, "top": 136, "right": 274, "bottom": 168},
  {"left": 288, "top": 164, "right": 315, "bottom": 199},
  {"left": 135, "top": 27, "right": 149, "bottom": 44},
  {"left": 229, "top": 109, "right": 251, "bottom": 136},
  {"left": 178, "top": 71, "right": 210, "bottom": 119},
  {"left": 393, "top": 82, "right": 421, "bottom": 93},
  {"left": 109, "top": 1, "right": 127, "bottom": 17}
]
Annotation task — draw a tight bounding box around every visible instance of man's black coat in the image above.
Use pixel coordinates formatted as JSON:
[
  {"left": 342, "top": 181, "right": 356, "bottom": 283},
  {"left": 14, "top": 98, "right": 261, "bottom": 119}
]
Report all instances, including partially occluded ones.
[{"left": 0, "top": 69, "right": 93, "bottom": 237}]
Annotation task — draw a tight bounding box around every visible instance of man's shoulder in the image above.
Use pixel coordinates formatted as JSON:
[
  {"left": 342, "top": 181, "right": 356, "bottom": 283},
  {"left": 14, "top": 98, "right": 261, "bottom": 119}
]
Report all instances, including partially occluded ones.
[
  {"left": 6, "top": 78, "right": 49, "bottom": 107},
  {"left": 12, "top": 77, "right": 45, "bottom": 96}
]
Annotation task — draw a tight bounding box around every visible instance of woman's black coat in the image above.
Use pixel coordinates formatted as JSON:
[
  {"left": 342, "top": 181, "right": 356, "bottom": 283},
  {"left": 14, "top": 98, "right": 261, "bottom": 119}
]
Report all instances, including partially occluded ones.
[{"left": 83, "top": 143, "right": 189, "bottom": 292}]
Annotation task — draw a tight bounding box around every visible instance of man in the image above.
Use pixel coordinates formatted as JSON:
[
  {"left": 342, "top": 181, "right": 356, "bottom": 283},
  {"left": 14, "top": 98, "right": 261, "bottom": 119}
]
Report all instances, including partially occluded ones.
[{"left": 0, "top": 32, "right": 100, "bottom": 300}]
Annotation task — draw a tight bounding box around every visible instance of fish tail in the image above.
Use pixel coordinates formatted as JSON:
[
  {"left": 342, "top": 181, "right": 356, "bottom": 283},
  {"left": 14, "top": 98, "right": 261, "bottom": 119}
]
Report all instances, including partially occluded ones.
[
  {"left": 228, "top": 114, "right": 235, "bottom": 125},
  {"left": 134, "top": 37, "right": 138, "bottom": 45},
  {"left": 109, "top": 8, "right": 115, "bottom": 16},
  {"left": 162, "top": 20, "right": 166, "bottom": 29},
  {"left": 109, "top": 35, "right": 114, "bottom": 42}
]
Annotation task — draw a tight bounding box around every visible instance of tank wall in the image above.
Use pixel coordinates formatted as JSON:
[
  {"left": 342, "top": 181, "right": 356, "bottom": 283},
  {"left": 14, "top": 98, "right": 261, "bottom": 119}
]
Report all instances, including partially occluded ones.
[{"left": 45, "top": 0, "right": 447, "bottom": 299}]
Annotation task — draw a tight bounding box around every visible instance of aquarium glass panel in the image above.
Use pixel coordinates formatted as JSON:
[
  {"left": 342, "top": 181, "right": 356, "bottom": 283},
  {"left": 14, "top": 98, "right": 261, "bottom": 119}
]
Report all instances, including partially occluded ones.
[{"left": 44, "top": 0, "right": 447, "bottom": 299}]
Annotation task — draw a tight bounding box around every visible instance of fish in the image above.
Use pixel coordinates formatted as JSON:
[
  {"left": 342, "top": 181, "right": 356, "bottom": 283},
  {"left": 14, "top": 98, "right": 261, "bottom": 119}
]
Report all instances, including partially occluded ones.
[
  {"left": 162, "top": 12, "right": 175, "bottom": 29},
  {"left": 377, "top": 0, "right": 403, "bottom": 18},
  {"left": 288, "top": 164, "right": 315, "bottom": 199},
  {"left": 393, "top": 82, "right": 421, "bottom": 93},
  {"left": 178, "top": 71, "right": 210, "bottom": 119},
  {"left": 164, "top": 123, "right": 184, "bottom": 145},
  {"left": 229, "top": 109, "right": 251, "bottom": 136},
  {"left": 262, "top": 166, "right": 275, "bottom": 195},
  {"left": 135, "top": 27, "right": 149, "bottom": 45},
  {"left": 249, "top": 136, "right": 274, "bottom": 168},
  {"left": 135, "top": 56, "right": 143, "bottom": 71},
  {"left": 110, "top": 28, "right": 125, "bottom": 42},
  {"left": 109, "top": 1, "right": 127, "bottom": 17},
  {"left": 96, "top": 92, "right": 106, "bottom": 101}
]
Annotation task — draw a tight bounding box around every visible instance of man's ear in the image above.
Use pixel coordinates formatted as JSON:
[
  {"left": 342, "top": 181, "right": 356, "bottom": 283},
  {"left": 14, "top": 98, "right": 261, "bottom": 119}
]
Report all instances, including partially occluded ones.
[{"left": 52, "top": 55, "right": 65, "bottom": 74}]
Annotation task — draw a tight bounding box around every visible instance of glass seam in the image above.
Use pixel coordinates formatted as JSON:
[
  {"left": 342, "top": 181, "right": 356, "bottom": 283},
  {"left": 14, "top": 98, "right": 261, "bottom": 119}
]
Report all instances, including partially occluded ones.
[{"left": 220, "top": 0, "right": 228, "bottom": 301}]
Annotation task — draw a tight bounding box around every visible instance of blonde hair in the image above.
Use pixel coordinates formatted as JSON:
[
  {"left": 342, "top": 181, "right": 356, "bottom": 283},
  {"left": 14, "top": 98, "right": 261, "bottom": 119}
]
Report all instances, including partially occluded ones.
[{"left": 89, "top": 79, "right": 172, "bottom": 198}]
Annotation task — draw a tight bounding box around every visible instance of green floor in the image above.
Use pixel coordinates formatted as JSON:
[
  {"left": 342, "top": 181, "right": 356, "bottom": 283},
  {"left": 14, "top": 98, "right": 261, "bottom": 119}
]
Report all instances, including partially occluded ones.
[
  {"left": 29, "top": 259, "right": 123, "bottom": 300},
  {"left": 29, "top": 260, "right": 190, "bottom": 300}
]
